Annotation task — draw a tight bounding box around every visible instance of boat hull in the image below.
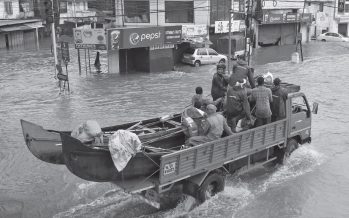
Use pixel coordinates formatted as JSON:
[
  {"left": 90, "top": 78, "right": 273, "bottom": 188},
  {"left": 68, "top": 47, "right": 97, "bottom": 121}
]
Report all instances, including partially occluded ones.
[
  {"left": 20, "top": 119, "right": 65, "bottom": 164},
  {"left": 61, "top": 133, "right": 162, "bottom": 182}
]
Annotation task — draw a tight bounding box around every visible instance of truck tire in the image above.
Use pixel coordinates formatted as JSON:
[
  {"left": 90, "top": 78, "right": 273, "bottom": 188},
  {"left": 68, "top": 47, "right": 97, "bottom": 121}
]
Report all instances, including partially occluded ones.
[
  {"left": 197, "top": 173, "right": 225, "bottom": 203},
  {"left": 275, "top": 138, "right": 299, "bottom": 164}
]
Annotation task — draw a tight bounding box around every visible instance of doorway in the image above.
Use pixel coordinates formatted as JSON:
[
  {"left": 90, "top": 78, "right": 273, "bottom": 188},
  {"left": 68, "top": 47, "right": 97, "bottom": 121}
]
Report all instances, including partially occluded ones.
[
  {"left": 338, "top": 23, "right": 348, "bottom": 36},
  {"left": 5, "top": 34, "right": 9, "bottom": 49}
]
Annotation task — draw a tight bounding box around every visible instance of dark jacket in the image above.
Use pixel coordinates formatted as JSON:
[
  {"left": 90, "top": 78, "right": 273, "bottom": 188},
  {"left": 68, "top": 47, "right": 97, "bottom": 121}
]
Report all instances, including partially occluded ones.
[
  {"left": 225, "top": 85, "right": 251, "bottom": 119},
  {"left": 229, "top": 60, "right": 255, "bottom": 88},
  {"left": 271, "top": 85, "right": 288, "bottom": 119},
  {"left": 211, "top": 73, "right": 228, "bottom": 100}
]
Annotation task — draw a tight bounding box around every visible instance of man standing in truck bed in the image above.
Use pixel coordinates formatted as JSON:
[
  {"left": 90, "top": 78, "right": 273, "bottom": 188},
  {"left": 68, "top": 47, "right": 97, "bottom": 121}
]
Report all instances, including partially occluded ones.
[
  {"left": 229, "top": 57, "right": 255, "bottom": 91},
  {"left": 250, "top": 77, "right": 273, "bottom": 127}
]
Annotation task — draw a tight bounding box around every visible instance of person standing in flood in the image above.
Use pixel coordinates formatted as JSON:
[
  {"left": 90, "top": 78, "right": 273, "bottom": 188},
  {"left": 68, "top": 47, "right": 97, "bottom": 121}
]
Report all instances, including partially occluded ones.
[{"left": 94, "top": 51, "right": 101, "bottom": 72}]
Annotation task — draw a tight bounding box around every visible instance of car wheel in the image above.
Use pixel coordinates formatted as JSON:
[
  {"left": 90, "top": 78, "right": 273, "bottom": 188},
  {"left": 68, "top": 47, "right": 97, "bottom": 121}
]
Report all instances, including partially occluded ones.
[
  {"left": 194, "top": 61, "right": 201, "bottom": 67},
  {"left": 321, "top": 39, "right": 326, "bottom": 42},
  {"left": 219, "top": 59, "right": 225, "bottom": 64}
]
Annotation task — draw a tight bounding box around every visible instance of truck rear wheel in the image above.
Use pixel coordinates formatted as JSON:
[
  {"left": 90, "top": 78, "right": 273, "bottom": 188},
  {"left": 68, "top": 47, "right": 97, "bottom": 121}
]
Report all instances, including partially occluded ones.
[
  {"left": 275, "top": 138, "right": 299, "bottom": 164},
  {"left": 197, "top": 173, "right": 225, "bottom": 203}
]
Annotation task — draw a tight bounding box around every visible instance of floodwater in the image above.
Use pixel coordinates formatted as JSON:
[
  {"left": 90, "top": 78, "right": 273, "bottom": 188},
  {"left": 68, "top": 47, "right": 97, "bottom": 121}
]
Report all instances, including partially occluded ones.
[{"left": 1, "top": 41, "right": 349, "bottom": 218}]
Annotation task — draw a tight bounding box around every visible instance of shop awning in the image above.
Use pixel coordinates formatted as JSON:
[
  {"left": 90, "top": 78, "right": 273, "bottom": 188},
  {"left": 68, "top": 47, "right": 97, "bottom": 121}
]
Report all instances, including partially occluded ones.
[
  {"left": 0, "top": 25, "right": 33, "bottom": 32},
  {"left": 24, "top": 23, "right": 44, "bottom": 28}
]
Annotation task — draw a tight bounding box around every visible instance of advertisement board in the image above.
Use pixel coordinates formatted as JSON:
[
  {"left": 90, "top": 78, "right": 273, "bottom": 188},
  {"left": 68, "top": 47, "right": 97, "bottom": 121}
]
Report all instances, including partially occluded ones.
[
  {"left": 263, "top": 13, "right": 312, "bottom": 24},
  {"left": 164, "top": 26, "right": 182, "bottom": 44},
  {"left": 73, "top": 28, "right": 107, "bottom": 50},
  {"left": 182, "top": 25, "right": 208, "bottom": 40},
  {"left": 214, "top": 20, "right": 244, "bottom": 33},
  {"left": 107, "top": 26, "right": 182, "bottom": 50}
]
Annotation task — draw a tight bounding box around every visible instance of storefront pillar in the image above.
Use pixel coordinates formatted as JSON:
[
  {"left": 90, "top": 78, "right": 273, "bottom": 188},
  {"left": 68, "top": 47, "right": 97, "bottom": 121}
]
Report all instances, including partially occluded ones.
[{"left": 108, "top": 49, "right": 119, "bottom": 73}]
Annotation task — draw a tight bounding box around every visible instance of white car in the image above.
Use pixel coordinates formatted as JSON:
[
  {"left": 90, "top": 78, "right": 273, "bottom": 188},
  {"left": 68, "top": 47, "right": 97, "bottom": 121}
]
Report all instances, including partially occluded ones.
[
  {"left": 182, "top": 48, "right": 227, "bottom": 67},
  {"left": 317, "top": 32, "right": 349, "bottom": 42}
]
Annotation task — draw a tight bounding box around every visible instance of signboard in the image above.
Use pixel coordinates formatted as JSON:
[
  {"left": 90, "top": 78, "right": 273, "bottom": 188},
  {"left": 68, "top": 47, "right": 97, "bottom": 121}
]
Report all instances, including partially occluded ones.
[
  {"left": 214, "top": 20, "right": 245, "bottom": 33},
  {"left": 121, "top": 27, "right": 164, "bottom": 49},
  {"left": 164, "top": 26, "right": 182, "bottom": 44},
  {"left": 73, "top": 28, "right": 107, "bottom": 50},
  {"left": 182, "top": 25, "right": 208, "bottom": 39},
  {"left": 286, "top": 13, "right": 297, "bottom": 22},
  {"left": 61, "top": 42, "right": 70, "bottom": 63},
  {"left": 107, "top": 26, "right": 182, "bottom": 50},
  {"left": 300, "top": 13, "right": 312, "bottom": 23},
  {"left": 263, "top": 13, "right": 312, "bottom": 24}
]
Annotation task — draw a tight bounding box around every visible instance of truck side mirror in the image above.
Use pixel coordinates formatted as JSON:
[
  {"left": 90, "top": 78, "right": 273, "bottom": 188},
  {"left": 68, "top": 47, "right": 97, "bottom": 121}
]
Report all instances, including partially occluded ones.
[{"left": 312, "top": 102, "right": 319, "bottom": 114}]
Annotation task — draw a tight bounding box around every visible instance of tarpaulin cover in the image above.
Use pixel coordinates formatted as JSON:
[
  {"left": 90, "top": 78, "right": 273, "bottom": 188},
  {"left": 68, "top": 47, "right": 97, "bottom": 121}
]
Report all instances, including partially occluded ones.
[{"left": 108, "top": 130, "right": 142, "bottom": 172}]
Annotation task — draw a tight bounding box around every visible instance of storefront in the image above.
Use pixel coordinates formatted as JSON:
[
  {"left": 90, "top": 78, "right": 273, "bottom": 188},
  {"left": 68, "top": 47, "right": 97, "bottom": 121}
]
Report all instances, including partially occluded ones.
[
  {"left": 257, "top": 12, "right": 312, "bottom": 46},
  {"left": 209, "top": 20, "right": 246, "bottom": 56},
  {"left": 0, "top": 20, "right": 43, "bottom": 50},
  {"left": 107, "top": 26, "right": 182, "bottom": 73}
]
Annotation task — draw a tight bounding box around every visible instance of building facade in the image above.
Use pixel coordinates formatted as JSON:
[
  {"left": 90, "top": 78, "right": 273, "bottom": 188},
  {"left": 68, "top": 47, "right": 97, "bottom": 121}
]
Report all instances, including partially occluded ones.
[
  {"left": 256, "top": 0, "right": 313, "bottom": 47},
  {"left": 0, "top": 0, "right": 42, "bottom": 49},
  {"left": 333, "top": 0, "right": 349, "bottom": 36},
  {"left": 0, "top": 0, "right": 35, "bottom": 19}
]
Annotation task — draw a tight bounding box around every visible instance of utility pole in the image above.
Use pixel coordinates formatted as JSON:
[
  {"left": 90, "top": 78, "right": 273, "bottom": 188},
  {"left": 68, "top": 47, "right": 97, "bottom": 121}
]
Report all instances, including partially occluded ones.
[
  {"left": 44, "top": 0, "right": 58, "bottom": 76},
  {"left": 228, "top": 9, "right": 233, "bottom": 75}
]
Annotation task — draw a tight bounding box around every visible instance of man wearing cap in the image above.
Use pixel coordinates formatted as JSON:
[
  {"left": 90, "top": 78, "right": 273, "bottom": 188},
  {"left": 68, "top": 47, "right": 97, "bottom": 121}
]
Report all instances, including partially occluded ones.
[
  {"left": 224, "top": 79, "right": 252, "bottom": 132},
  {"left": 250, "top": 76, "right": 273, "bottom": 127},
  {"left": 211, "top": 63, "right": 229, "bottom": 102},
  {"left": 271, "top": 78, "right": 288, "bottom": 121},
  {"left": 187, "top": 104, "right": 233, "bottom": 146}
]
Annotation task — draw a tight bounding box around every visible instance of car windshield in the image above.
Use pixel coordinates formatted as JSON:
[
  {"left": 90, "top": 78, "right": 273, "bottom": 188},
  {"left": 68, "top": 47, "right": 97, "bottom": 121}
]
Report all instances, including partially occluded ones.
[{"left": 184, "top": 48, "right": 195, "bottom": 55}]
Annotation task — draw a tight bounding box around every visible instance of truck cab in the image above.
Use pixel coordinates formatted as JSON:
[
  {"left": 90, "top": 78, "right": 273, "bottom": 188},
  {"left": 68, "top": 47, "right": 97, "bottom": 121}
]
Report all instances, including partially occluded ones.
[{"left": 288, "top": 92, "right": 312, "bottom": 144}]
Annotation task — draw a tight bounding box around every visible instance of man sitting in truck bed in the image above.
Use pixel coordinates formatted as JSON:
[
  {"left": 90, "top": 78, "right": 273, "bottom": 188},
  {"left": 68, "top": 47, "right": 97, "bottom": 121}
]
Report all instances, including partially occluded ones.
[{"left": 187, "top": 104, "right": 233, "bottom": 146}]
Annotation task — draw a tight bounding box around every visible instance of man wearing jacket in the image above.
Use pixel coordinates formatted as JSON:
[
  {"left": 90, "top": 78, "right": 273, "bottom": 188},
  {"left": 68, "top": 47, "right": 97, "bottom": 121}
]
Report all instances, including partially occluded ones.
[
  {"left": 224, "top": 79, "right": 252, "bottom": 132},
  {"left": 229, "top": 57, "right": 255, "bottom": 90},
  {"left": 211, "top": 63, "right": 229, "bottom": 103}
]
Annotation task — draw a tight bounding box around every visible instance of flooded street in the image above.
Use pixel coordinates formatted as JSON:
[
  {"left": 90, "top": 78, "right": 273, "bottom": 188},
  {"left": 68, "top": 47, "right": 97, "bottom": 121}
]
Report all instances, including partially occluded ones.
[{"left": 1, "top": 41, "right": 349, "bottom": 218}]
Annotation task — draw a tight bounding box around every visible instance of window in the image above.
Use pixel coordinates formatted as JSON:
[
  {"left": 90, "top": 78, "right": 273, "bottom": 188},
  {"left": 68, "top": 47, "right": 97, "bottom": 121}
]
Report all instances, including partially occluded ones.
[
  {"left": 60, "top": 2, "right": 68, "bottom": 13},
  {"left": 208, "top": 48, "right": 218, "bottom": 55},
  {"left": 4, "top": 1, "right": 13, "bottom": 15},
  {"left": 124, "top": 0, "right": 150, "bottom": 23},
  {"left": 345, "top": 4, "right": 349, "bottom": 13},
  {"left": 291, "top": 96, "right": 309, "bottom": 115},
  {"left": 197, "top": 49, "right": 207, "bottom": 55},
  {"left": 319, "top": 3, "right": 324, "bottom": 12},
  {"left": 210, "top": 0, "right": 231, "bottom": 24},
  {"left": 165, "top": 1, "right": 194, "bottom": 23}
]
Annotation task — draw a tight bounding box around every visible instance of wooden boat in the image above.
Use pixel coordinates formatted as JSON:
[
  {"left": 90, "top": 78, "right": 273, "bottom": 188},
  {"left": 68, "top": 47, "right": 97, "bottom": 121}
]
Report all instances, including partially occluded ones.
[{"left": 20, "top": 114, "right": 186, "bottom": 182}]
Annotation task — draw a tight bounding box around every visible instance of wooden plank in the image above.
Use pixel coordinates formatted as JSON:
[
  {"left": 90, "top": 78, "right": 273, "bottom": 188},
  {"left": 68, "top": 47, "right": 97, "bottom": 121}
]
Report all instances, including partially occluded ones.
[
  {"left": 225, "top": 138, "right": 229, "bottom": 158},
  {"left": 193, "top": 149, "right": 198, "bottom": 169},
  {"left": 250, "top": 131, "right": 255, "bottom": 148}
]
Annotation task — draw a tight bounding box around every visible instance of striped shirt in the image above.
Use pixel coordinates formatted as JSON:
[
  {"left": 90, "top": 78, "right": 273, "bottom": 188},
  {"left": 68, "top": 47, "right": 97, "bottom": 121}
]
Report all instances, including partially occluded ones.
[{"left": 251, "top": 86, "right": 273, "bottom": 118}]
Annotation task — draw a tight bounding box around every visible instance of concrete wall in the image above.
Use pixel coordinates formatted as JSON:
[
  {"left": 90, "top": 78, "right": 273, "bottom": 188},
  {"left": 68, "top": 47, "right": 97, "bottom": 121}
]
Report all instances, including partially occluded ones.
[
  {"left": 60, "top": 1, "right": 96, "bottom": 23},
  {"left": 0, "top": 0, "right": 20, "bottom": 19},
  {"left": 117, "top": 0, "right": 210, "bottom": 27}
]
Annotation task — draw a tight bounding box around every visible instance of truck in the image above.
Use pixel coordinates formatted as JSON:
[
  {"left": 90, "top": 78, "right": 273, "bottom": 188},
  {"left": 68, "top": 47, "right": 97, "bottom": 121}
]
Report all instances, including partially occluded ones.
[{"left": 21, "top": 83, "right": 318, "bottom": 209}]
